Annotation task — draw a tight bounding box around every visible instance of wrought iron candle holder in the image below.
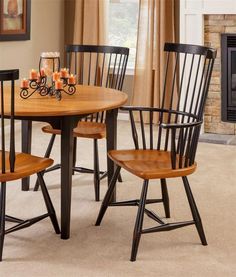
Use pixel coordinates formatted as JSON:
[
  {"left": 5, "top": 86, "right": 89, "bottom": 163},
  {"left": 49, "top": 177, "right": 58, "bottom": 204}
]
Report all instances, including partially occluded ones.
[
  {"left": 20, "top": 52, "right": 76, "bottom": 101},
  {"left": 20, "top": 74, "right": 76, "bottom": 101}
]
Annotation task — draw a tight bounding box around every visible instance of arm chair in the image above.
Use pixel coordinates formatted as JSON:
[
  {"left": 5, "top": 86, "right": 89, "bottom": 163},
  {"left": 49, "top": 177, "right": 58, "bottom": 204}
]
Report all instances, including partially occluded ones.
[
  {"left": 0, "top": 69, "right": 60, "bottom": 261},
  {"left": 95, "top": 43, "right": 217, "bottom": 261},
  {"left": 34, "top": 45, "right": 129, "bottom": 201}
]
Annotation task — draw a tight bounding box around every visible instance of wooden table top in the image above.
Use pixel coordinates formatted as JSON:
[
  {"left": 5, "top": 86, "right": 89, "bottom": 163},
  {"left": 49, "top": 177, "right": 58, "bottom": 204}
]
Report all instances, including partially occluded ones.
[{"left": 4, "top": 85, "right": 128, "bottom": 117}]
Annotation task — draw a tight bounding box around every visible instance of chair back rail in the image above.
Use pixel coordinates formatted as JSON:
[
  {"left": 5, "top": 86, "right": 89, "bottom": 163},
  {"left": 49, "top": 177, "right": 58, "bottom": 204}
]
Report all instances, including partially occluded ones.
[
  {"left": 65, "top": 45, "right": 129, "bottom": 123},
  {"left": 0, "top": 69, "right": 19, "bottom": 174},
  {"left": 121, "top": 42, "right": 216, "bottom": 169}
]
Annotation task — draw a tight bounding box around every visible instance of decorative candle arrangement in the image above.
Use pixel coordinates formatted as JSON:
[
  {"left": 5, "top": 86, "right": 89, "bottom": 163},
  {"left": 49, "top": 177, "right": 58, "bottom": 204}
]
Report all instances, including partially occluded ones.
[{"left": 20, "top": 52, "right": 77, "bottom": 101}]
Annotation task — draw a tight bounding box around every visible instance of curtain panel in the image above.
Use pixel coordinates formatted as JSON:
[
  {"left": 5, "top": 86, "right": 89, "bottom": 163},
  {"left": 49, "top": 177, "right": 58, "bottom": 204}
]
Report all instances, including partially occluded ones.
[
  {"left": 73, "top": 0, "right": 109, "bottom": 45},
  {"left": 132, "top": 0, "right": 178, "bottom": 115},
  {"left": 65, "top": 0, "right": 109, "bottom": 85}
]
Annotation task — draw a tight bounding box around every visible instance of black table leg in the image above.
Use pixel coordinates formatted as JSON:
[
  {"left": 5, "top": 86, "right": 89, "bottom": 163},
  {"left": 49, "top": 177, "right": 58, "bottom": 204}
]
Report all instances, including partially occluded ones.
[
  {"left": 105, "top": 109, "right": 118, "bottom": 202},
  {"left": 60, "top": 117, "right": 74, "bottom": 239},
  {"left": 21, "top": 120, "right": 32, "bottom": 191}
]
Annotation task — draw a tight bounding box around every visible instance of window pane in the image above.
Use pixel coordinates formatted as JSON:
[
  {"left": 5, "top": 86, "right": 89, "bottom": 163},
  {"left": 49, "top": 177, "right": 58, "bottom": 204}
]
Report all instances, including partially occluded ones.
[{"left": 109, "top": 0, "right": 139, "bottom": 68}]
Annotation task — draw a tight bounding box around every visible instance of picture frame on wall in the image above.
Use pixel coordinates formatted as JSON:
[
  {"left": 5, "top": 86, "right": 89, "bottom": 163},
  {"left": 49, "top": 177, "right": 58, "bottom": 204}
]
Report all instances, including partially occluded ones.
[{"left": 0, "top": 0, "right": 31, "bottom": 41}]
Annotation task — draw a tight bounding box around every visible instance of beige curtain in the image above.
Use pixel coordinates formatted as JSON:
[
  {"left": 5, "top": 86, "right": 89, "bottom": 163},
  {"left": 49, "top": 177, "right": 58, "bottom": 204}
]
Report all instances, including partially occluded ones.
[
  {"left": 68, "top": 0, "right": 109, "bottom": 84},
  {"left": 131, "top": 0, "right": 178, "bottom": 109},
  {"left": 73, "top": 0, "right": 109, "bottom": 45}
]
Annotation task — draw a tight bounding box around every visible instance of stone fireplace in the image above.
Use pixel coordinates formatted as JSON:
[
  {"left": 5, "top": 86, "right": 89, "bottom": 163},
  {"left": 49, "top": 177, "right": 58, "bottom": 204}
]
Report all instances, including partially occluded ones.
[
  {"left": 204, "top": 15, "right": 236, "bottom": 134},
  {"left": 180, "top": 0, "right": 236, "bottom": 137}
]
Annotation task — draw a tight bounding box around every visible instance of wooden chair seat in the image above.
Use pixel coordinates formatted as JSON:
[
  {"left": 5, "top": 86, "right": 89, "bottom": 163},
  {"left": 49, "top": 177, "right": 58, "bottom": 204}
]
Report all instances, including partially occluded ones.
[
  {"left": 108, "top": 149, "right": 196, "bottom": 179},
  {"left": 0, "top": 151, "right": 53, "bottom": 182},
  {"left": 42, "top": 121, "right": 106, "bottom": 139}
]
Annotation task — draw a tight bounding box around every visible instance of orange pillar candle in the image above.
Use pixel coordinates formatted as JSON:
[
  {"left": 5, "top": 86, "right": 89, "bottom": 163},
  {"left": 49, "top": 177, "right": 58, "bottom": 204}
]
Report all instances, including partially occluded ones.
[
  {"left": 30, "top": 69, "right": 37, "bottom": 80},
  {"left": 55, "top": 80, "right": 63, "bottom": 90},
  {"left": 52, "top": 71, "right": 60, "bottom": 81},
  {"left": 60, "top": 68, "right": 69, "bottom": 78},
  {"left": 40, "top": 68, "right": 46, "bottom": 77},
  {"left": 37, "top": 73, "right": 41, "bottom": 83},
  {"left": 20, "top": 78, "right": 29, "bottom": 89},
  {"left": 68, "top": 74, "right": 76, "bottom": 85}
]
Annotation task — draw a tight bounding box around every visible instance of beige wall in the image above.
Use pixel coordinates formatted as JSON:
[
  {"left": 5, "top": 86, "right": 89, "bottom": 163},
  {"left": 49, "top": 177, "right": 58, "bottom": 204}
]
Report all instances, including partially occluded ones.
[{"left": 0, "top": 0, "right": 64, "bottom": 80}]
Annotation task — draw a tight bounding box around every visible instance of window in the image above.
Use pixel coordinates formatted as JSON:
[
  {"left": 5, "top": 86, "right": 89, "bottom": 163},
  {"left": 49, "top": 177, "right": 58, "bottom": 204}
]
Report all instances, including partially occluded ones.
[{"left": 109, "top": 0, "right": 139, "bottom": 69}]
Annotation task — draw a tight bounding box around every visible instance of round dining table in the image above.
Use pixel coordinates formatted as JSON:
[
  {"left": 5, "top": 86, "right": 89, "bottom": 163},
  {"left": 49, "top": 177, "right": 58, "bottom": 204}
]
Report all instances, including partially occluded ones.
[{"left": 8, "top": 85, "right": 128, "bottom": 239}]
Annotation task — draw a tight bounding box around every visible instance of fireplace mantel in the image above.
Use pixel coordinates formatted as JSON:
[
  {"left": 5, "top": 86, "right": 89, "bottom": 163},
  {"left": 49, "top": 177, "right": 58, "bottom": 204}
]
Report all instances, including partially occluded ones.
[{"left": 180, "top": 0, "right": 236, "bottom": 45}]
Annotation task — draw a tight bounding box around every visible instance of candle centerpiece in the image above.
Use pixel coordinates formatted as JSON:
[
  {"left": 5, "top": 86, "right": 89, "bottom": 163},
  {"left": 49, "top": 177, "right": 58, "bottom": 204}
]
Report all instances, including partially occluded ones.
[{"left": 20, "top": 52, "right": 76, "bottom": 101}]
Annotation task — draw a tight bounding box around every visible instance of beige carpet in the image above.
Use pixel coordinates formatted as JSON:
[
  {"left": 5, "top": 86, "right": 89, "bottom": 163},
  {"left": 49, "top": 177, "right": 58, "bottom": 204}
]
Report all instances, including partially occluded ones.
[{"left": 1, "top": 120, "right": 236, "bottom": 276}]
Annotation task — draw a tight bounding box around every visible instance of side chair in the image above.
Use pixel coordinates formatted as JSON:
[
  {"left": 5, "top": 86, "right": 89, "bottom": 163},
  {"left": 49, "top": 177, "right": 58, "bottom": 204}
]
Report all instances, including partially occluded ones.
[
  {"left": 95, "top": 43, "right": 216, "bottom": 261},
  {"left": 34, "top": 45, "right": 129, "bottom": 201},
  {"left": 0, "top": 69, "right": 60, "bottom": 261}
]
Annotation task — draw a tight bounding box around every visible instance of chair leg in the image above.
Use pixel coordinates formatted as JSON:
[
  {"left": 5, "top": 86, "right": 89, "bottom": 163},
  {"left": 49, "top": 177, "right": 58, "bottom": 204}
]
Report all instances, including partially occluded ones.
[
  {"left": 161, "top": 179, "right": 170, "bottom": 218},
  {"left": 117, "top": 172, "right": 123, "bottom": 182},
  {"left": 95, "top": 166, "right": 121, "bottom": 226},
  {"left": 34, "top": 134, "right": 56, "bottom": 191},
  {"left": 0, "top": 182, "right": 6, "bottom": 262},
  {"left": 100, "top": 170, "right": 122, "bottom": 183},
  {"left": 130, "top": 179, "right": 149, "bottom": 262},
  {"left": 72, "top": 137, "right": 77, "bottom": 175},
  {"left": 182, "top": 176, "right": 207, "bottom": 245},
  {"left": 37, "top": 173, "right": 60, "bottom": 234},
  {"left": 94, "top": 139, "right": 100, "bottom": 201}
]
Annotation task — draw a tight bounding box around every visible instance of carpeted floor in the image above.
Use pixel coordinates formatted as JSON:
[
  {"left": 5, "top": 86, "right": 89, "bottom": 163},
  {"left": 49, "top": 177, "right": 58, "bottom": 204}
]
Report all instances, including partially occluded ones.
[{"left": 1, "top": 120, "right": 236, "bottom": 276}]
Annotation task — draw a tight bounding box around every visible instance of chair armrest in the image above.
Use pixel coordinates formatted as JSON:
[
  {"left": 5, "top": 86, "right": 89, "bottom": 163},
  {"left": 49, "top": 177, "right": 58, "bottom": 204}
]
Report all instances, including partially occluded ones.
[
  {"left": 120, "top": 106, "right": 198, "bottom": 120},
  {"left": 160, "top": 121, "right": 202, "bottom": 129},
  {"left": 120, "top": 106, "right": 165, "bottom": 113}
]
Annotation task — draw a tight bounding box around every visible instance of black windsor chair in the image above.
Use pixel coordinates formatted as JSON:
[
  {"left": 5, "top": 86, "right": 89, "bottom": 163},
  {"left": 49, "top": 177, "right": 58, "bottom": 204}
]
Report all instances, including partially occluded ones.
[
  {"left": 95, "top": 43, "right": 216, "bottom": 261},
  {"left": 0, "top": 69, "right": 60, "bottom": 261},
  {"left": 34, "top": 45, "right": 129, "bottom": 201}
]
